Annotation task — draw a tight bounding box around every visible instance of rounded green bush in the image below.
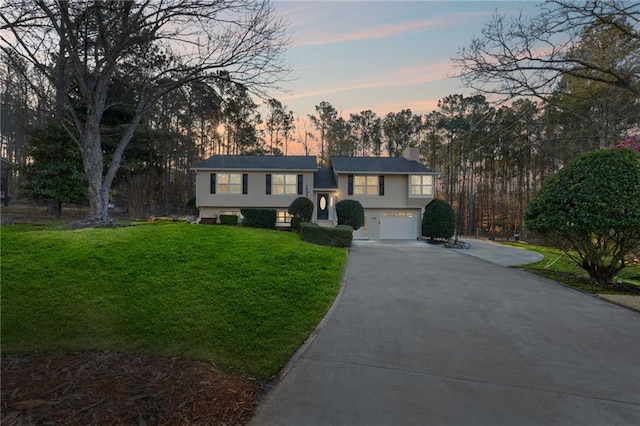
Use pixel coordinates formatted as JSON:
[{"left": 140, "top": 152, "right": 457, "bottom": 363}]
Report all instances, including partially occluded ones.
[
  {"left": 422, "top": 199, "right": 455, "bottom": 240},
  {"left": 288, "top": 197, "right": 314, "bottom": 230},
  {"left": 525, "top": 148, "right": 640, "bottom": 284},
  {"left": 335, "top": 199, "right": 364, "bottom": 230}
]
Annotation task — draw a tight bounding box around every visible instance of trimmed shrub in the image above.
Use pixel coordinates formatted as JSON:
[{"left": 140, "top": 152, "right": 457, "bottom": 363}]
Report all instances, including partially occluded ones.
[
  {"left": 219, "top": 214, "right": 238, "bottom": 225},
  {"left": 300, "top": 222, "right": 353, "bottom": 247},
  {"left": 291, "top": 216, "right": 302, "bottom": 230},
  {"left": 288, "top": 197, "right": 314, "bottom": 220},
  {"left": 288, "top": 197, "right": 314, "bottom": 230},
  {"left": 335, "top": 199, "right": 364, "bottom": 230},
  {"left": 422, "top": 199, "right": 455, "bottom": 240},
  {"left": 525, "top": 148, "right": 640, "bottom": 284},
  {"left": 240, "top": 208, "right": 276, "bottom": 229}
]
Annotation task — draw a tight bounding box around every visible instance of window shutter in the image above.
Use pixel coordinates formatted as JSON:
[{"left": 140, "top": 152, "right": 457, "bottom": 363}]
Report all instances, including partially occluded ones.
[
  {"left": 266, "top": 174, "right": 272, "bottom": 195},
  {"left": 297, "top": 174, "right": 303, "bottom": 195},
  {"left": 242, "top": 173, "right": 248, "bottom": 194},
  {"left": 379, "top": 175, "right": 385, "bottom": 196},
  {"left": 348, "top": 175, "right": 354, "bottom": 196},
  {"left": 210, "top": 173, "right": 216, "bottom": 194}
]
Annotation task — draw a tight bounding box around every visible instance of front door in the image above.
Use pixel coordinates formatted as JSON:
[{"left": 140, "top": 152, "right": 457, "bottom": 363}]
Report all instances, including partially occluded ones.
[{"left": 317, "top": 193, "right": 329, "bottom": 220}]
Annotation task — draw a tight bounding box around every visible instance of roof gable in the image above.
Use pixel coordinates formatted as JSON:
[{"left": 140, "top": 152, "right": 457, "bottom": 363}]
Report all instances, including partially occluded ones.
[
  {"left": 193, "top": 155, "right": 317, "bottom": 171},
  {"left": 331, "top": 156, "right": 435, "bottom": 174},
  {"left": 314, "top": 168, "right": 338, "bottom": 189}
]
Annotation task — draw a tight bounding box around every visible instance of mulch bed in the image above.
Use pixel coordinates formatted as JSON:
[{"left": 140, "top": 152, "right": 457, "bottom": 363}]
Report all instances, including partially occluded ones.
[{"left": 1, "top": 352, "right": 264, "bottom": 425}]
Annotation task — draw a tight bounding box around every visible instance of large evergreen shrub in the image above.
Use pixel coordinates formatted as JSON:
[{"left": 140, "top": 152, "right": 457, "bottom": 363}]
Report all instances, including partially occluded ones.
[
  {"left": 524, "top": 148, "right": 640, "bottom": 284},
  {"left": 288, "top": 196, "right": 314, "bottom": 230},
  {"left": 335, "top": 199, "right": 364, "bottom": 230},
  {"left": 21, "top": 122, "right": 88, "bottom": 217},
  {"left": 422, "top": 199, "right": 455, "bottom": 241}
]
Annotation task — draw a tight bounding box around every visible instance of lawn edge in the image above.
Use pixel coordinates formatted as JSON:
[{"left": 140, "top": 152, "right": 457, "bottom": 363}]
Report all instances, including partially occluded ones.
[{"left": 262, "top": 247, "right": 352, "bottom": 386}]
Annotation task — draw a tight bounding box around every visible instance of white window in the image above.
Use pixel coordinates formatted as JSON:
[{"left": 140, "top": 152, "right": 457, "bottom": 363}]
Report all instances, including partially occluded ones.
[
  {"left": 276, "top": 211, "right": 293, "bottom": 224},
  {"left": 218, "top": 173, "right": 242, "bottom": 194},
  {"left": 354, "top": 175, "right": 379, "bottom": 195},
  {"left": 272, "top": 174, "right": 297, "bottom": 195},
  {"left": 383, "top": 212, "right": 415, "bottom": 218},
  {"left": 410, "top": 175, "right": 433, "bottom": 196}
]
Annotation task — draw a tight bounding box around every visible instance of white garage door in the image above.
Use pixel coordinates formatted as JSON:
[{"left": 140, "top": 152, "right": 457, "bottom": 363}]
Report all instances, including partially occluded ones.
[{"left": 379, "top": 211, "right": 418, "bottom": 240}]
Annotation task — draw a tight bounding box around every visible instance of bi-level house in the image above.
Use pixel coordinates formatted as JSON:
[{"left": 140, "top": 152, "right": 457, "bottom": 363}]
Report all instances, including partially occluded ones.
[{"left": 192, "top": 147, "right": 439, "bottom": 240}]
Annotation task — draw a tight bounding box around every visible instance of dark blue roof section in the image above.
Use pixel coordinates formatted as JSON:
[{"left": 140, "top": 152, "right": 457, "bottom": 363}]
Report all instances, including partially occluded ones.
[
  {"left": 331, "top": 156, "right": 435, "bottom": 173},
  {"left": 193, "top": 155, "right": 317, "bottom": 171},
  {"left": 314, "top": 168, "right": 338, "bottom": 189}
]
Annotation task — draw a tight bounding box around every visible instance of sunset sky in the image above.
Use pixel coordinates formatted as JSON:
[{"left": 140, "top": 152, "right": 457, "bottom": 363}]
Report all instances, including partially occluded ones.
[{"left": 269, "top": 0, "right": 539, "bottom": 119}]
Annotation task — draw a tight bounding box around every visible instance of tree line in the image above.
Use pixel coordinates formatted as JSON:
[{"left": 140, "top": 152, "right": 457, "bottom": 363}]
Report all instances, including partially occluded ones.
[
  {"left": 1, "top": 0, "right": 637, "bottom": 234},
  {"left": 3, "top": 67, "right": 634, "bottom": 235}
]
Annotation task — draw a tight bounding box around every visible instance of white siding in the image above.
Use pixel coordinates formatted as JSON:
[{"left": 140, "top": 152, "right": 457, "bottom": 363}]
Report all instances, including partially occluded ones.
[
  {"left": 196, "top": 170, "right": 314, "bottom": 213},
  {"left": 336, "top": 174, "right": 432, "bottom": 209}
]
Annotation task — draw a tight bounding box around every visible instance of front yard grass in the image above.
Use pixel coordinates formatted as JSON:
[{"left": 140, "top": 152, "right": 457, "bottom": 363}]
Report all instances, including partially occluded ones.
[
  {"left": 1, "top": 222, "right": 348, "bottom": 381},
  {"left": 505, "top": 242, "right": 640, "bottom": 294}
]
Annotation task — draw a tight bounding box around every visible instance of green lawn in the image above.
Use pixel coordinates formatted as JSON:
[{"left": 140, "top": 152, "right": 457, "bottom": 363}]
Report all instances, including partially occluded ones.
[
  {"left": 505, "top": 242, "right": 640, "bottom": 294},
  {"left": 1, "top": 222, "right": 348, "bottom": 380}
]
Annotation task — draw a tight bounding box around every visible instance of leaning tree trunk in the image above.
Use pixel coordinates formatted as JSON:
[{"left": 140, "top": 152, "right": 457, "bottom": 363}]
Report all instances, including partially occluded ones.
[
  {"left": 82, "top": 116, "right": 114, "bottom": 225},
  {"left": 78, "top": 94, "right": 147, "bottom": 227}
]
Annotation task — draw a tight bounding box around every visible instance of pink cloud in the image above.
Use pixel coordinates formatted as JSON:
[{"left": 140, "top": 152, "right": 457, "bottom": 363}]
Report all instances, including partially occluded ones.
[
  {"left": 281, "top": 81, "right": 382, "bottom": 102},
  {"left": 300, "top": 19, "right": 440, "bottom": 46},
  {"left": 295, "top": 12, "right": 489, "bottom": 47},
  {"left": 281, "top": 61, "right": 452, "bottom": 102}
]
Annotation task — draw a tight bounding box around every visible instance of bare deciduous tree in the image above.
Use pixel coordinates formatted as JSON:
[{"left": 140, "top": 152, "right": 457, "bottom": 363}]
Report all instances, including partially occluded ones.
[
  {"left": 1, "top": 0, "right": 289, "bottom": 225},
  {"left": 454, "top": 0, "right": 640, "bottom": 101},
  {"left": 295, "top": 115, "right": 314, "bottom": 156}
]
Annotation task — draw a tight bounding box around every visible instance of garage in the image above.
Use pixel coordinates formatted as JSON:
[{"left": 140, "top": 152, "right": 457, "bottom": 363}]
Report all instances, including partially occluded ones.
[{"left": 379, "top": 211, "right": 418, "bottom": 240}]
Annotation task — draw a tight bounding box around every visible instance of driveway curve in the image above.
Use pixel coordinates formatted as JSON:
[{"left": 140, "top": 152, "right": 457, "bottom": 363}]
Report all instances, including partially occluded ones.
[
  {"left": 454, "top": 238, "right": 544, "bottom": 266},
  {"left": 251, "top": 241, "right": 640, "bottom": 425}
]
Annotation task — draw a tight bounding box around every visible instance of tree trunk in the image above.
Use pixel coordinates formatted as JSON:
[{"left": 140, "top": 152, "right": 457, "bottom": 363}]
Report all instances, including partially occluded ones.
[
  {"left": 47, "top": 199, "right": 62, "bottom": 217},
  {"left": 85, "top": 166, "right": 112, "bottom": 224},
  {"left": 81, "top": 116, "right": 113, "bottom": 225},
  {"left": 78, "top": 89, "right": 146, "bottom": 226}
]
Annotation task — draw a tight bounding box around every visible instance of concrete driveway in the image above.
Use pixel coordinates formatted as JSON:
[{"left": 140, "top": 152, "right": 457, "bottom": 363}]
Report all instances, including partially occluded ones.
[{"left": 251, "top": 241, "right": 640, "bottom": 425}]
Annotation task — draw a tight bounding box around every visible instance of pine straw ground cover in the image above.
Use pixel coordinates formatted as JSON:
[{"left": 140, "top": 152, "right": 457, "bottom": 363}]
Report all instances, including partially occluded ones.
[
  {"left": 1, "top": 352, "right": 260, "bottom": 425},
  {"left": 1, "top": 221, "right": 347, "bottom": 424}
]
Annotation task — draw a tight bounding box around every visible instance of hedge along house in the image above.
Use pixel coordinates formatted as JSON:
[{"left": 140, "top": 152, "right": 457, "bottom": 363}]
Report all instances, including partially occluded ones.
[{"left": 192, "top": 147, "right": 440, "bottom": 239}]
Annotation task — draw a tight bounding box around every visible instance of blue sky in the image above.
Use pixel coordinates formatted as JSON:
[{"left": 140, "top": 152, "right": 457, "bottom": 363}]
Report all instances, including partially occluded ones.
[{"left": 269, "top": 1, "right": 539, "bottom": 119}]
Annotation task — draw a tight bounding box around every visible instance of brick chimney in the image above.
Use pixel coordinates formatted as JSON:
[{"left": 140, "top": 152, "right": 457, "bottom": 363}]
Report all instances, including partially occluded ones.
[{"left": 402, "top": 146, "right": 420, "bottom": 162}]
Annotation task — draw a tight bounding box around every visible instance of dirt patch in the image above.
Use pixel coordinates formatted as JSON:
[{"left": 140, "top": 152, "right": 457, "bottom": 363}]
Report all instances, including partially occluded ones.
[{"left": 1, "top": 352, "right": 263, "bottom": 425}]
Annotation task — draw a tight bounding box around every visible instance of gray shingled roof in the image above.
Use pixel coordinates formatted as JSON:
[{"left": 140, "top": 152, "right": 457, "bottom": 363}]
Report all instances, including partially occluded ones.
[
  {"left": 192, "top": 155, "right": 317, "bottom": 171},
  {"left": 331, "top": 156, "right": 435, "bottom": 174},
  {"left": 314, "top": 168, "right": 338, "bottom": 189}
]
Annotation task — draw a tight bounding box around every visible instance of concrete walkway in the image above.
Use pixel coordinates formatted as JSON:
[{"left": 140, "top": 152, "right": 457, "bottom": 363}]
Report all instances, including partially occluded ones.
[{"left": 251, "top": 241, "right": 640, "bottom": 425}]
